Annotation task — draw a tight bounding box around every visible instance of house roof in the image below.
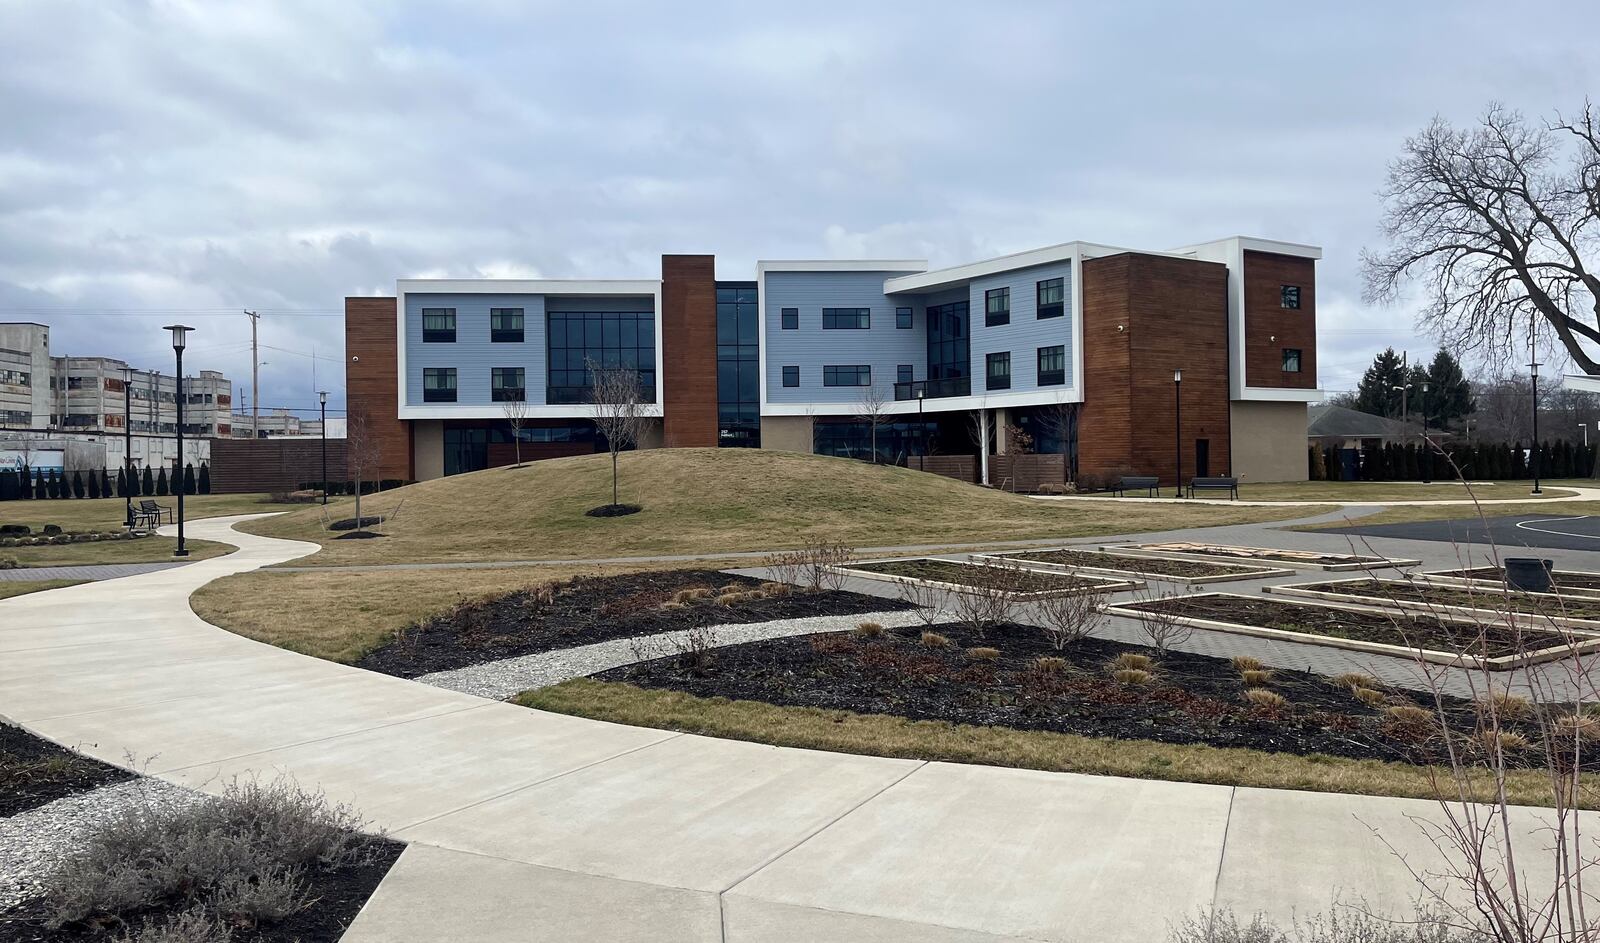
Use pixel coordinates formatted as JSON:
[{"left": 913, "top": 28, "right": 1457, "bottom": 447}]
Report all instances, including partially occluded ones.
[{"left": 1307, "top": 404, "right": 1413, "bottom": 439}]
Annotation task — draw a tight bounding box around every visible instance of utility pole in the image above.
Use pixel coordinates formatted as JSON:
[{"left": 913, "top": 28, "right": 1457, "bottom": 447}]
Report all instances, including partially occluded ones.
[{"left": 245, "top": 310, "right": 260, "bottom": 440}]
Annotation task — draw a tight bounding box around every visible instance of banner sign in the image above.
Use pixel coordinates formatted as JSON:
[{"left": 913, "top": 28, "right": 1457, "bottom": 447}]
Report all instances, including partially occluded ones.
[{"left": 0, "top": 449, "right": 66, "bottom": 477}]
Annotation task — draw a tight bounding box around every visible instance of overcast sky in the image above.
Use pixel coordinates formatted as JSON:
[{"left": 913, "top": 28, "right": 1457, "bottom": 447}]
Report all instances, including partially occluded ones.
[{"left": 1, "top": 0, "right": 1595, "bottom": 418}]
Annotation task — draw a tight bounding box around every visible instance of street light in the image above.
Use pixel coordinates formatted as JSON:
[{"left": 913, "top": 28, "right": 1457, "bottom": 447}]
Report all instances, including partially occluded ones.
[
  {"left": 122, "top": 365, "right": 134, "bottom": 529},
  {"left": 164, "top": 324, "right": 193, "bottom": 557},
  {"left": 317, "top": 390, "right": 329, "bottom": 505},
  {"left": 1419, "top": 380, "right": 1432, "bottom": 484},
  {"left": 916, "top": 387, "right": 926, "bottom": 470},
  {"left": 1530, "top": 334, "right": 1543, "bottom": 496},
  {"left": 1173, "top": 369, "right": 1183, "bottom": 498}
]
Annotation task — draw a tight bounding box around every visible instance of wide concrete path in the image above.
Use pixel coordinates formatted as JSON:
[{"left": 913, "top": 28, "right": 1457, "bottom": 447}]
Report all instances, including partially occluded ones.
[
  {"left": 0, "top": 515, "right": 1572, "bottom": 941},
  {"left": 0, "top": 560, "right": 189, "bottom": 582}
]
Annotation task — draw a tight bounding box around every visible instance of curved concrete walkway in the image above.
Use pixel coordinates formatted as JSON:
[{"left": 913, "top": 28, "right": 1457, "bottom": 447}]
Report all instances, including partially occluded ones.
[{"left": 0, "top": 515, "right": 1575, "bottom": 941}]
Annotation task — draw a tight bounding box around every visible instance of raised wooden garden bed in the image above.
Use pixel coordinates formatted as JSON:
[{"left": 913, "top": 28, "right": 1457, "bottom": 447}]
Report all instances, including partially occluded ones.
[
  {"left": 974, "top": 547, "right": 1290, "bottom": 584},
  {"left": 1100, "top": 541, "right": 1420, "bottom": 571},
  {"left": 1263, "top": 578, "right": 1600, "bottom": 632},
  {"left": 834, "top": 557, "right": 1140, "bottom": 598}
]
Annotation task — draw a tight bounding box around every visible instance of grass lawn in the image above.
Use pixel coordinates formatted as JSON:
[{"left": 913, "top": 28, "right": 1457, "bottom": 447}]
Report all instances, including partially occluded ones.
[
  {"left": 192, "top": 560, "right": 722, "bottom": 663},
  {"left": 241, "top": 449, "right": 1331, "bottom": 567},
  {"left": 522, "top": 678, "right": 1575, "bottom": 808},
  {"left": 0, "top": 492, "right": 280, "bottom": 532},
  {"left": 1299, "top": 500, "right": 1600, "bottom": 530},
  {"left": 1235, "top": 481, "right": 1579, "bottom": 502},
  {"left": 3, "top": 536, "right": 233, "bottom": 567},
  {"left": 0, "top": 579, "right": 88, "bottom": 600}
]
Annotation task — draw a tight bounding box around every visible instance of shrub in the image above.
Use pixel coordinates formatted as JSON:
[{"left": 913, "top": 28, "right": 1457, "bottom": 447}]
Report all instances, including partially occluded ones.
[
  {"left": 1169, "top": 906, "right": 1473, "bottom": 942},
  {"left": 948, "top": 559, "right": 1028, "bottom": 637},
  {"left": 1113, "top": 668, "right": 1154, "bottom": 686},
  {"left": 1386, "top": 704, "right": 1435, "bottom": 727},
  {"left": 1109, "top": 652, "right": 1152, "bottom": 672},
  {"left": 0, "top": 556, "right": 18, "bottom": 570},
  {"left": 1332, "top": 672, "right": 1377, "bottom": 690},
  {"left": 919, "top": 631, "right": 951, "bottom": 648},
  {"left": 1033, "top": 656, "right": 1068, "bottom": 675},
  {"left": 1553, "top": 713, "right": 1600, "bottom": 741},
  {"left": 1230, "top": 656, "right": 1264, "bottom": 673},
  {"left": 42, "top": 523, "right": 62, "bottom": 536},
  {"left": 1239, "top": 669, "right": 1274, "bottom": 686},
  {"left": 853, "top": 621, "right": 885, "bottom": 639},
  {"left": 1243, "top": 688, "right": 1287, "bottom": 711},
  {"left": 1478, "top": 692, "right": 1532, "bottom": 722},
  {"left": 1129, "top": 588, "right": 1193, "bottom": 654},
  {"left": 0, "top": 524, "right": 29, "bottom": 536},
  {"left": 111, "top": 907, "right": 234, "bottom": 943},
  {"left": 1478, "top": 729, "right": 1530, "bottom": 755},
  {"left": 715, "top": 592, "right": 755, "bottom": 606},
  {"left": 659, "top": 601, "right": 686, "bottom": 611},
  {"left": 671, "top": 587, "right": 710, "bottom": 605},
  {"left": 758, "top": 581, "right": 791, "bottom": 597},
  {"left": 1034, "top": 587, "right": 1106, "bottom": 649},
  {"left": 1352, "top": 687, "right": 1387, "bottom": 707},
  {"left": 967, "top": 646, "right": 1001, "bottom": 661}
]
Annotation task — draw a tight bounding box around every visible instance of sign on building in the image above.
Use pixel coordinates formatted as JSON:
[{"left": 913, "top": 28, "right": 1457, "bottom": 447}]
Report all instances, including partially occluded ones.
[{"left": 0, "top": 449, "right": 66, "bottom": 477}]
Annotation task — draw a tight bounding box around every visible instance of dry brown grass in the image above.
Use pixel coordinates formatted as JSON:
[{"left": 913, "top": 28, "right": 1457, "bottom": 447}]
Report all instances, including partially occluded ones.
[
  {"left": 6, "top": 536, "right": 233, "bottom": 568},
  {"left": 1033, "top": 656, "right": 1068, "bottom": 675},
  {"left": 853, "top": 622, "right": 885, "bottom": 639},
  {"left": 1113, "top": 668, "right": 1155, "bottom": 686},
  {"left": 1352, "top": 687, "right": 1388, "bottom": 707},
  {"left": 920, "top": 631, "right": 951, "bottom": 649},
  {"left": 1230, "top": 656, "right": 1264, "bottom": 673},
  {"left": 190, "top": 559, "right": 727, "bottom": 663},
  {"left": 0, "top": 493, "right": 279, "bottom": 532},
  {"left": 520, "top": 679, "right": 1590, "bottom": 808},
  {"left": 0, "top": 579, "right": 87, "bottom": 601},
  {"left": 967, "top": 647, "right": 1001, "bottom": 661},
  {"left": 1332, "top": 672, "right": 1378, "bottom": 690},
  {"left": 1243, "top": 688, "right": 1287, "bottom": 710},
  {"left": 238, "top": 449, "right": 1328, "bottom": 567},
  {"left": 1109, "top": 652, "right": 1152, "bottom": 672},
  {"left": 1239, "top": 669, "right": 1274, "bottom": 686}
]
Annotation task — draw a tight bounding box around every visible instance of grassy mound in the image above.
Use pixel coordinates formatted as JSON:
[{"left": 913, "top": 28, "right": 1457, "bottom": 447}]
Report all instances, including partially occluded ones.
[{"left": 243, "top": 448, "right": 1323, "bottom": 566}]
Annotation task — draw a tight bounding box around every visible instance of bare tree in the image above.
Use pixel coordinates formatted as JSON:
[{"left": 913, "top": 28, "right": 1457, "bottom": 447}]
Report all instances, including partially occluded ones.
[
  {"left": 1363, "top": 102, "right": 1600, "bottom": 374},
  {"left": 854, "top": 384, "right": 890, "bottom": 464},
  {"left": 1129, "top": 586, "right": 1193, "bottom": 655},
  {"left": 1033, "top": 587, "right": 1106, "bottom": 650},
  {"left": 501, "top": 396, "right": 530, "bottom": 468},
  {"left": 344, "top": 407, "right": 380, "bottom": 534},
  {"left": 947, "top": 560, "right": 1026, "bottom": 637},
  {"left": 586, "top": 358, "right": 648, "bottom": 510}
]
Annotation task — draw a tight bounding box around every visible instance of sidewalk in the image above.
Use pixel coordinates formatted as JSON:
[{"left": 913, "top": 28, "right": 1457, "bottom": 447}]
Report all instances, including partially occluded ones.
[{"left": 0, "top": 514, "right": 1574, "bottom": 941}]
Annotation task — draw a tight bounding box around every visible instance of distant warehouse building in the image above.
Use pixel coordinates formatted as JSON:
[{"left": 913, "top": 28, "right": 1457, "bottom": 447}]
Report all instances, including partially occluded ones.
[{"left": 344, "top": 236, "right": 1321, "bottom": 485}]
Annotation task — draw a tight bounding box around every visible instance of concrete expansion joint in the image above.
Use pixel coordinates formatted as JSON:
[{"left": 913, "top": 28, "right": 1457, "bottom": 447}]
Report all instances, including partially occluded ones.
[{"left": 1207, "top": 786, "right": 1240, "bottom": 919}]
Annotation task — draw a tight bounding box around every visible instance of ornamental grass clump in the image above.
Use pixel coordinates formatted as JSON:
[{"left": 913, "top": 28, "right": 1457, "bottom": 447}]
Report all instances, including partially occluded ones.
[
  {"left": 1113, "top": 668, "right": 1154, "bottom": 686},
  {"left": 853, "top": 622, "right": 885, "bottom": 639},
  {"left": 1351, "top": 687, "right": 1388, "bottom": 708},
  {"left": 1239, "top": 669, "right": 1274, "bottom": 687},
  {"left": 967, "top": 647, "right": 1001, "bottom": 661},
  {"left": 1230, "top": 656, "right": 1264, "bottom": 673},
  {"left": 1109, "top": 652, "right": 1152, "bottom": 673},
  {"left": 1032, "top": 656, "right": 1068, "bottom": 675},
  {"left": 920, "top": 631, "right": 951, "bottom": 648},
  {"left": 1332, "top": 672, "right": 1378, "bottom": 691},
  {"left": 1477, "top": 691, "right": 1531, "bottom": 722},
  {"left": 1243, "top": 688, "right": 1287, "bottom": 711}
]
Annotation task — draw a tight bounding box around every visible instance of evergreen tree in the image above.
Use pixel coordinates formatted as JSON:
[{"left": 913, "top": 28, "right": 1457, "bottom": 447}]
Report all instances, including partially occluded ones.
[
  {"left": 156, "top": 467, "right": 169, "bottom": 496},
  {"left": 20, "top": 466, "right": 32, "bottom": 499},
  {"left": 116, "top": 467, "right": 128, "bottom": 498},
  {"left": 1307, "top": 447, "right": 1325, "bottom": 481},
  {"left": 88, "top": 470, "right": 101, "bottom": 499},
  {"left": 0, "top": 469, "right": 17, "bottom": 501},
  {"left": 1423, "top": 350, "right": 1475, "bottom": 427},
  {"left": 142, "top": 466, "right": 154, "bottom": 496},
  {"left": 183, "top": 463, "right": 196, "bottom": 495},
  {"left": 100, "top": 469, "right": 111, "bottom": 498},
  {"left": 71, "top": 470, "right": 85, "bottom": 499},
  {"left": 34, "top": 469, "right": 46, "bottom": 498},
  {"left": 1353, "top": 348, "right": 1411, "bottom": 418},
  {"left": 198, "top": 462, "right": 211, "bottom": 495}
]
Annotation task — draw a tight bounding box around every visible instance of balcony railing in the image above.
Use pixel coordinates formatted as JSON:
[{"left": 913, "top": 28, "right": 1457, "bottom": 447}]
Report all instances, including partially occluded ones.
[{"left": 893, "top": 377, "right": 971, "bottom": 401}]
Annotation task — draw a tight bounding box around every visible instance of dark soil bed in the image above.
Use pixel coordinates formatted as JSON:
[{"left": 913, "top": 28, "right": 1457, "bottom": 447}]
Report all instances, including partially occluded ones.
[
  {"left": 328, "top": 515, "right": 383, "bottom": 531},
  {"left": 1444, "top": 567, "right": 1600, "bottom": 593},
  {"left": 851, "top": 558, "right": 1112, "bottom": 592},
  {"left": 1129, "top": 543, "right": 1392, "bottom": 567},
  {"left": 332, "top": 530, "right": 386, "bottom": 540},
  {"left": 586, "top": 503, "right": 642, "bottom": 518},
  {"left": 601, "top": 621, "right": 1550, "bottom": 765},
  {"left": 1294, "top": 579, "right": 1600, "bottom": 620},
  {"left": 1129, "top": 595, "right": 1570, "bottom": 659},
  {"left": 0, "top": 723, "right": 132, "bottom": 818},
  {"left": 1005, "top": 548, "right": 1268, "bottom": 579},
  {"left": 356, "top": 569, "right": 910, "bottom": 678},
  {"left": 0, "top": 841, "right": 403, "bottom": 943}
]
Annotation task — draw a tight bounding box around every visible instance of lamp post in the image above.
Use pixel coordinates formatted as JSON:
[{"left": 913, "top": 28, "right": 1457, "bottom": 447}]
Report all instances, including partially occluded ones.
[
  {"left": 916, "top": 387, "right": 926, "bottom": 470},
  {"left": 122, "top": 365, "right": 134, "bottom": 529},
  {"left": 164, "top": 325, "right": 193, "bottom": 557},
  {"left": 1419, "top": 380, "right": 1432, "bottom": 484},
  {"left": 317, "top": 390, "right": 329, "bottom": 505},
  {"left": 1173, "top": 369, "right": 1183, "bottom": 497},
  {"left": 1529, "top": 354, "right": 1543, "bottom": 496}
]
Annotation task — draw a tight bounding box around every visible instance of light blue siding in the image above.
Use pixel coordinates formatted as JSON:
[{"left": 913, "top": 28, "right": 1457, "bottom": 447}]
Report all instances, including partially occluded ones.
[
  {"left": 966, "top": 262, "right": 1075, "bottom": 393},
  {"left": 764, "top": 271, "right": 926, "bottom": 405}
]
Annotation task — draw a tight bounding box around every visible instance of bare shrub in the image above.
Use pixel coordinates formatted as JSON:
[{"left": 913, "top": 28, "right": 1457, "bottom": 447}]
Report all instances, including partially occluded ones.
[
  {"left": 1033, "top": 588, "right": 1106, "bottom": 650},
  {"left": 1169, "top": 905, "right": 1471, "bottom": 942},
  {"left": 1128, "top": 588, "right": 1193, "bottom": 655},
  {"left": 948, "top": 560, "right": 1027, "bottom": 637},
  {"left": 668, "top": 622, "right": 720, "bottom": 676},
  {"left": 112, "top": 907, "right": 234, "bottom": 943},
  {"left": 763, "top": 541, "right": 855, "bottom": 593},
  {"left": 894, "top": 577, "right": 946, "bottom": 627},
  {"left": 760, "top": 551, "right": 802, "bottom": 589}
]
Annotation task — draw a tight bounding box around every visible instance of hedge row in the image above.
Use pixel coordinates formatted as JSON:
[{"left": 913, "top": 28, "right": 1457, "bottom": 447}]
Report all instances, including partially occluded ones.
[
  {"left": 1310, "top": 440, "right": 1596, "bottom": 482},
  {"left": 0, "top": 462, "right": 212, "bottom": 500}
]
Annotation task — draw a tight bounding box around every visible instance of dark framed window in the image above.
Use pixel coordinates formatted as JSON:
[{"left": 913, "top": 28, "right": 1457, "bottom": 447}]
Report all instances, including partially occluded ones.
[
  {"left": 1281, "top": 285, "right": 1301, "bottom": 309},
  {"left": 716, "top": 283, "right": 761, "bottom": 447},
  {"left": 897, "top": 364, "right": 913, "bottom": 384},
  {"left": 823, "top": 364, "right": 872, "bottom": 387},
  {"left": 1282, "top": 348, "right": 1302, "bottom": 373},
  {"left": 1037, "top": 278, "right": 1064, "bottom": 319},
  {"left": 421, "top": 308, "right": 456, "bottom": 343},
  {"left": 985, "top": 287, "right": 1010, "bottom": 326},
  {"left": 822, "top": 307, "right": 870, "bottom": 330},
  {"left": 985, "top": 351, "right": 1011, "bottom": 391},
  {"left": 1037, "top": 345, "right": 1065, "bottom": 386},
  {"left": 546, "top": 311, "right": 657, "bottom": 404},
  {"left": 896, "top": 307, "right": 913, "bottom": 329},
  {"left": 491, "top": 367, "right": 525, "bottom": 401},
  {"left": 490, "top": 308, "right": 524, "bottom": 342},
  {"left": 782, "top": 365, "right": 800, "bottom": 388},
  {"left": 422, "top": 367, "right": 457, "bottom": 402},
  {"left": 781, "top": 307, "right": 799, "bottom": 330}
]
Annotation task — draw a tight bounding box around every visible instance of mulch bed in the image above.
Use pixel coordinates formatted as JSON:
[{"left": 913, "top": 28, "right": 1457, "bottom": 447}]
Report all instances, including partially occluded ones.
[
  {"left": 850, "top": 559, "right": 1108, "bottom": 592},
  {"left": 1445, "top": 567, "right": 1600, "bottom": 592},
  {"left": 0, "top": 723, "right": 132, "bottom": 818},
  {"left": 1294, "top": 579, "right": 1600, "bottom": 620},
  {"left": 1126, "top": 594, "right": 1567, "bottom": 659},
  {"left": 601, "top": 621, "right": 1528, "bottom": 765},
  {"left": 356, "top": 569, "right": 910, "bottom": 678},
  {"left": 1005, "top": 549, "right": 1267, "bottom": 579},
  {"left": 0, "top": 841, "right": 403, "bottom": 943}
]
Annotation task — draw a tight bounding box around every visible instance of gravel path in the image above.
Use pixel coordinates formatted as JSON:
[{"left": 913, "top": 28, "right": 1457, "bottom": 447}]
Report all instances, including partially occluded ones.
[
  {"left": 0, "top": 777, "right": 202, "bottom": 913},
  {"left": 414, "top": 609, "right": 932, "bottom": 700}
]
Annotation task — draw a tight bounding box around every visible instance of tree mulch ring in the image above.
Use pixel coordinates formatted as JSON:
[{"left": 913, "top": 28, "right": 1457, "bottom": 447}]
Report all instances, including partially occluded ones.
[
  {"left": 328, "top": 515, "right": 383, "bottom": 531},
  {"left": 332, "top": 531, "right": 386, "bottom": 540},
  {"left": 357, "top": 568, "right": 912, "bottom": 678},
  {"left": 585, "top": 503, "right": 641, "bottom": 518},
  {"left": 0, "top": 840, "right": 404, "bottom": 943},
  {"left": 600, "top": 622, "right": 1567, "bottom": 767},
  {"left": 0, "top": 722, "right": 132, "bottom": 818}
]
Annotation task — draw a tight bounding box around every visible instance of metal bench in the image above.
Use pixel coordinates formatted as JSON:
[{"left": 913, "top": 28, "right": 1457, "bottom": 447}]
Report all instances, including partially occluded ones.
[
  {"left": 1186, "top": 476, "right": 1239, "bottom": 499},
  {"left": 1113, "top": 475, "right": 1160, "bottom": 497},
  {"left": 136, "top": 499, "right": 173, "bottom": 528}
]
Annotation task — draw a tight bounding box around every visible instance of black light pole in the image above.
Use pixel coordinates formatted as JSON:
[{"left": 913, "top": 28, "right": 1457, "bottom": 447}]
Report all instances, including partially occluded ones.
[
  {"left": 123, "top": 365, "right": 134, "bottom": 529},
  {"left": 1419, "top": 380, "right": 1432, "bottom": 484},
  {"left": 318, "top": 390, "right": 329, "bottom": 505},
  {"left": 165, "top": 324, "right": 193, "bottom": 557},
  {"left": 917, "top": 388, "right": 925, "bottom": 470},
  {"left": 1173, "top": 369, "right": 1183, "bottom": 498},
  {"left": 1530, "top": 353, "right": 1543, "bottom": 496}
]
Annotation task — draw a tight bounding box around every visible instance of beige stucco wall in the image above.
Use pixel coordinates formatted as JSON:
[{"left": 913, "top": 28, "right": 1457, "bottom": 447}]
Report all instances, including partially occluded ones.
[
  {"left": 412, "top": 420, "right": 444, "bottom": 481},
  {"left": 1229, "top": 401, "right": 1308, "bottom": 482},
  {"left": 760, "top": 415, "right": 813, "bottom": 453}
]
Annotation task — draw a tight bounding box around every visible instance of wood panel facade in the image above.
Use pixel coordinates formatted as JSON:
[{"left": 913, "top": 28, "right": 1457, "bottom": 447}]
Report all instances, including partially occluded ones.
[
  {"left": 344, "top": 296, "right": 413, "bottom": 482},
  {"left": 1078, "top": 253, "right": 1231, "bottom": 486},
  {"left": 209, "top": 438, "right": 348, "bottom": 494},
  {"left": 1242, "top": 250, "right": 1317, "bottom": 390},
  {"left": 660, "top": 254, "right": 719, "bottom": 447}
]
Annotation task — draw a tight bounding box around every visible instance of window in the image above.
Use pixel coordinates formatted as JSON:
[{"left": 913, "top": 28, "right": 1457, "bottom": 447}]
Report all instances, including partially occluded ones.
[
  {"left": 1037, "top": 278, "right": 1064, "bottom": 319},
  {"left": 1037, "top": 345, "right": 1065, "bottom": 386},
  {"left": 896, "top": 307, "right": 913, "bottom": 329},
  {"left": 422, "top": 308, "right": 456, "bottom": 342},
  {"left": 822, "top": 307, "right": 870, "bottom": 330},
  {"left": 1282, "top": 348, "right": 1302, "bottom": 373},
  {"left": 491, "top": 367, "right": 526, "bottom": 401},
  {"left": 490, "top": 308, "right": 524, "bottom": 342},
  {"left": 985, "top": 288, "right": 1010, "bottom": 326},
  {"left": 1281, "top": 285, "right": 1301, "bottom": 309},
  {"left": 986, "top": 351, "right": 1011, "bottom": 390},
  {"left": 780, "top": 307, "right": 799, "bottom": 330},
  {"left": 423, "top": 367, "right": 457, "bottom": 402},
  {"left": 897, "top": 364, "right": 913, "bottom": 384},
  {"left": 782, "top": 365, "right": 800, "bottom": 387},
  {"left": 0, "top": 369, "right": 27, "bottom": 386},
  {"left": 546, "top": 311, "right": 657, "bottom": 404},
  {"left": 716, "top": 283, "right": 761, "bottom": 447},
  {"left": 823, "top": 365, "right": 872, "bottom": 387}
]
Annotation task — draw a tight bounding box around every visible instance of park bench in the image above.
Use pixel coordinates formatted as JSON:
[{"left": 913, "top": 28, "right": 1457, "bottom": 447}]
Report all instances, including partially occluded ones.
[
  {"left": 1186, "top": 477, "right": 1239, "bottom": 500},
  {"left": 1113, "top": 475, "right": 1160, "bottom": 497},
  {"left": 135, "top": 499, "right": 173, "bottom": 529}
]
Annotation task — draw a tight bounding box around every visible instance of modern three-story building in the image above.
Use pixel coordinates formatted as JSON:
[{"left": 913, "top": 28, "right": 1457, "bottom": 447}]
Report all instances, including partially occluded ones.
[{"left": 345, "top": 236, "right": 1321, "bottom": 484}]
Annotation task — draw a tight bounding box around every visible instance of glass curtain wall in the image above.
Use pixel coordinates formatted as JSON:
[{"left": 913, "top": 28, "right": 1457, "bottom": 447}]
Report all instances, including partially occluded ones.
[{"left": 715, "top": 283, "right": 760, "bottom": 447}]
